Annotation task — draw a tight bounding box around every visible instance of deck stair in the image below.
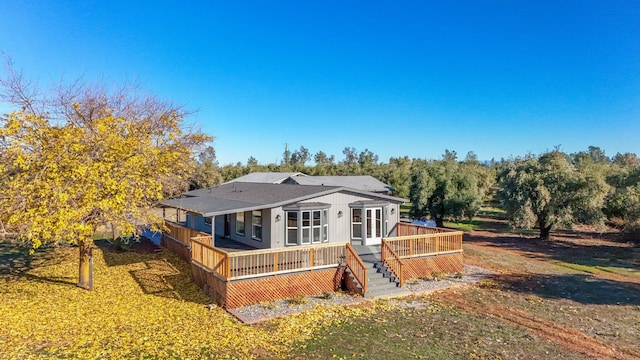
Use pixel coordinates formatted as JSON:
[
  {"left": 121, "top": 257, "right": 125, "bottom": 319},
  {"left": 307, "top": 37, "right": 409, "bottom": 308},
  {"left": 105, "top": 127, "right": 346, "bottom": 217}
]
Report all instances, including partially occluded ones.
[{"left": 349, "top": 245, "right": 411, "bottom": 299}]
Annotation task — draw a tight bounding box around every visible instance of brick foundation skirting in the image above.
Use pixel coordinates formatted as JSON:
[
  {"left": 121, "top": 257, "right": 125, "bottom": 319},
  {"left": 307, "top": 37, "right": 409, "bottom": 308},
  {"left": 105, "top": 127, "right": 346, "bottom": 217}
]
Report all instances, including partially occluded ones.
[{"left": 402, "top": 252, "right": 464, "bottom": 280}]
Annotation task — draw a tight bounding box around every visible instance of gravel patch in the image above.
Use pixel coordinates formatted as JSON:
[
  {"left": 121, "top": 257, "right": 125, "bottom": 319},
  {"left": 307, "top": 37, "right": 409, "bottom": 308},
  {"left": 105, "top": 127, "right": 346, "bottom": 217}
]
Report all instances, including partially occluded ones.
[
  {"left": 227, "top": 265, "right": 493, "bottom": 324},
  {"left": 228, "top": 292, "right": 366, "bottom": 324},
  {"left": 403, "top": 264, "right": 495, "bottom": 295}
]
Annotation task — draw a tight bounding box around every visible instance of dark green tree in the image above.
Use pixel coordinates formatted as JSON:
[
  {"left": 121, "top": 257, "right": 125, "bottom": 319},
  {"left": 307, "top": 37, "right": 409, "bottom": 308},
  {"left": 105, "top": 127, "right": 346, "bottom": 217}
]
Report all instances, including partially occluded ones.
[
  {"left": 191, "top": 146, "right": 223, "bottom": 189},
  {"left": 409, "top": 153, "right": 482, "bottom": 227},
  {"left": 497, "top": 150, "right": 608, "bottom": 239}
]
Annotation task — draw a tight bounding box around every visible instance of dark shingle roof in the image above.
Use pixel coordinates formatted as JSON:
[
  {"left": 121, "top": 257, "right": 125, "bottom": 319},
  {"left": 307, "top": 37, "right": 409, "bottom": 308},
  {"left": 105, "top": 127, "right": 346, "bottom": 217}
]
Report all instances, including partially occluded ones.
[
  {"left": 223, "top": 172, "right": 306, "bottom": 184},
  {"left": 163, "top": 183, "right": 339, "bottom": 216},
  {"left": 289, "top": 176, "right": 391, "bottom": 193},
  {"left": 161, "top": 182, "right": 407, "bottom": 217},
  {"left": 184, "top": 182, "right": 339, "bottom": 204}
]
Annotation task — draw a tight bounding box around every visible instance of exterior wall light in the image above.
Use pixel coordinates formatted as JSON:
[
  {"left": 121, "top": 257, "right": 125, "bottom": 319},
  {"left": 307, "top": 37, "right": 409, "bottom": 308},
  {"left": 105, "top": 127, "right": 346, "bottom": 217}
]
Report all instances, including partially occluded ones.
[{"left": 275, "top": 214, "right": 281, "bottom": 222}]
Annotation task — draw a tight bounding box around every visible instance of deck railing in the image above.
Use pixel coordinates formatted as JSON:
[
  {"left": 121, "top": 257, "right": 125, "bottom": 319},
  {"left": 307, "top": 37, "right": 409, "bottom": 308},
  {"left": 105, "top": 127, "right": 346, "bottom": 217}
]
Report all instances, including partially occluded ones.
[
  {"left": 163, "top": 221, "right": 212, "bottom": 248},
  {"left": 381, "top": 240, "right": 405, "bottom": 286},
  {"left": 345, "top": 243, "right": 367, "bottom": 294},
  {"left": 387, "top": 223, "right": 463, "bottom": 259},
  {"left": 191, "top": 240, "right": 348, "bottom": 281},
  {"left": 191, "top": 238, "right": 230, "bottom": 278},
  {"left": 396, "top": 222, "right": 453, "bottom": 236},
  {"left": 382, "top": 223, "right": 463, "bottom": 287}
]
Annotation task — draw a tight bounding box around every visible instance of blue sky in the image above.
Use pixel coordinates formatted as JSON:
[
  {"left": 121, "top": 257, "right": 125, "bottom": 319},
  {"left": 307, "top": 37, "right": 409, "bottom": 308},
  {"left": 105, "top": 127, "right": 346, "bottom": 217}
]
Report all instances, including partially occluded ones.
[{"left": 1, "top": 1, "right": 638, "bottom": 165}]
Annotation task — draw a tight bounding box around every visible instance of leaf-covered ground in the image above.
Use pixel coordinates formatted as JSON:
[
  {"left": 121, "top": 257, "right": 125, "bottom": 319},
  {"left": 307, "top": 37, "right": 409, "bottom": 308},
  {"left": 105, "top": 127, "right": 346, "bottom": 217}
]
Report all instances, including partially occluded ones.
[
  {"left": 2, "top": 224, "right": 639, "bottom": 359},
  {"left": 0, "top": 242, "right": 384, "bottom": 359}
]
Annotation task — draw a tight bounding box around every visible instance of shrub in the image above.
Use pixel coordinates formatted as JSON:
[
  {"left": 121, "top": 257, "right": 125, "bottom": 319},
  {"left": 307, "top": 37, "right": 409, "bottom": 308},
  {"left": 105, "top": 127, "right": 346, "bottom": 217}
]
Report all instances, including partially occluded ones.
[
  {"left": 288, "top": 295, "right": 307, "bottom": 305},
  {"left": 320, "top": 291, "right": 334, "bottom": 300}
]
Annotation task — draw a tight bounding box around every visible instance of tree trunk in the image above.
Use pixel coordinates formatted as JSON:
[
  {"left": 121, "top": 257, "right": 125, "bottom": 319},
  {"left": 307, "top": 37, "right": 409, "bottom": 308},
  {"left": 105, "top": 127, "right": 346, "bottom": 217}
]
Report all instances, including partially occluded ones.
[
  {"left": 111, "top": 223, "right": 122, "bottom": 251},
  {"left": 78, "top": 240, "right": 94, "bottom": 290},
  {"left": 435, "top": 217, "right": 445, "bottom": 228},
  {"left": 540, "top": 225, "right": 552, "bottom": 240},
  {"left": 537, "top": 212, "right": 552, "bottom": 240}
]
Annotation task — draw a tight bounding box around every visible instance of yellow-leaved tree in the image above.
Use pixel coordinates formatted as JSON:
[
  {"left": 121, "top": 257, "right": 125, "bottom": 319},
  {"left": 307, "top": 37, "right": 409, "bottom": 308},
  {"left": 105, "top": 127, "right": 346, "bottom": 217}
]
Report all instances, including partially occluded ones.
[{"left": 0, "top": 61, "right": 211, "bottom": 289}]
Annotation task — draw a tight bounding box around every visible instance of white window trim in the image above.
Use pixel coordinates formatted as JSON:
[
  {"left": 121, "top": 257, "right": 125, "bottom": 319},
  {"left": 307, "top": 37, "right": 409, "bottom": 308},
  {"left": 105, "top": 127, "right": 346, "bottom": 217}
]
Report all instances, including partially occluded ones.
[
  {"left": 286, "top": 212, "right": 298, "bottom": 246},
  {"left": 351, "top": 208, "right": 362, "bottom": 239},
  {"left": 285, "top": 208, "right": 330, "bottom": 246}
]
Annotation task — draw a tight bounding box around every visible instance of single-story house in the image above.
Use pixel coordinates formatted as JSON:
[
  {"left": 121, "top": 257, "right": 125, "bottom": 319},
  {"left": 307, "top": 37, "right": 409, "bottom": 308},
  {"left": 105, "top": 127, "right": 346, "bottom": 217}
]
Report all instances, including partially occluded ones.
[
  {"left": 161, "top": 181, "right": 407, "bottom": 248},
  {"left": 159, "top": 177, "right": 463, "bottom": 308}
]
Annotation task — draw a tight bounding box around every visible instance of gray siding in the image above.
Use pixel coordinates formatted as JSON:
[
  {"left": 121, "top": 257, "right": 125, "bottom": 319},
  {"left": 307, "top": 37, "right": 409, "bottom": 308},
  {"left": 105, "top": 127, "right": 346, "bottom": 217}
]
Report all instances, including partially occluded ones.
[
  {"left": 185, "top": 190, "right": 403, "bottom": 249},
  {"left": 186, "top": 212, "right": 213, "bottom": 234},
  {"left": 271, "top": 191, "right": 403, "bottom": 247},
  {"left": 214, "top": 215, "right": 225, "bottom": 237},
  {"left": 225, "top": 210, "right": 271, "bottom": 250}
]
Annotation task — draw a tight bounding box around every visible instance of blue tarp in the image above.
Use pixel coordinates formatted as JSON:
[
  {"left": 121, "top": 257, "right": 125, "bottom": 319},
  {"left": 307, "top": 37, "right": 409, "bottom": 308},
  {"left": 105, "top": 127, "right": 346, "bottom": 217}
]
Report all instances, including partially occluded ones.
[
  {"left": 411, "top": 219, "right": 437, "bottom": 227},
  {"left": 141, "top": 228, "right": 162, "bottom": 245}
]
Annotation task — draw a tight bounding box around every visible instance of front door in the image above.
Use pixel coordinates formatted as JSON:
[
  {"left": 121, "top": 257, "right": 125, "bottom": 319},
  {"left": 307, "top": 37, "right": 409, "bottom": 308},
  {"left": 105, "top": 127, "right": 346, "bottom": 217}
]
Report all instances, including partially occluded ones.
[{"left": 365, "top": 207, "right": 383, "bottom": 245}]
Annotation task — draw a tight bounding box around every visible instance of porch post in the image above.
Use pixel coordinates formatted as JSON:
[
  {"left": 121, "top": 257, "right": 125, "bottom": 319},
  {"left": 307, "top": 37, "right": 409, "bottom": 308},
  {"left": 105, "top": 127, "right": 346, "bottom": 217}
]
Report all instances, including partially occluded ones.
[{"left": 210, "top": 215, "right": 215, "bottom": 247}]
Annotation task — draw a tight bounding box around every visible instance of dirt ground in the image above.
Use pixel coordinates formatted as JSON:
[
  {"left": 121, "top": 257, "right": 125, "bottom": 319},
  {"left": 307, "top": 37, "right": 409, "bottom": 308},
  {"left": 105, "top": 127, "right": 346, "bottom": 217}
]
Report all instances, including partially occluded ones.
[{"left": 441, "top": 218, "right": 640, "bottom": 359}]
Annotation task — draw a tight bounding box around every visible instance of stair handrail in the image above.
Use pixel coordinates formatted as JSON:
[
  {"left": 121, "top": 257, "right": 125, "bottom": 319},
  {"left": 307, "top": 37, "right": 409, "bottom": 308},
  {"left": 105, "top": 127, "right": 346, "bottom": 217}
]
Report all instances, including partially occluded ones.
[
  {"left": 345, "top": 243, "right": 367, "bottom": 294},
  {"left": 381, "top": 239, "right": 405, "bottom": 287}
]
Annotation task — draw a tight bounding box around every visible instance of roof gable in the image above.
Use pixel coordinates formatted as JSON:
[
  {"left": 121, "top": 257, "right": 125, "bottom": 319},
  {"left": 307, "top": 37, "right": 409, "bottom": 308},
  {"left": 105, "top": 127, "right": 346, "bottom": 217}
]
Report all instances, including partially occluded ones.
[
  {"left": 289, "top": 175, "right": 391, "bottom": 193},
  {"left": 223, "top": 172, "right": 306, "bottom": 184}
]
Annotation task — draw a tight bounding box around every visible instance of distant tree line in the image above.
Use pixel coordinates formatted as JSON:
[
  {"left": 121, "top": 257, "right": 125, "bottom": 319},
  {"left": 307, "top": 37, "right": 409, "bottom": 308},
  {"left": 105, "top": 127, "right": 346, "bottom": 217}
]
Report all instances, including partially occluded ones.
[{"left": 193, "top": 144, "right": 640, "bottom": 240}]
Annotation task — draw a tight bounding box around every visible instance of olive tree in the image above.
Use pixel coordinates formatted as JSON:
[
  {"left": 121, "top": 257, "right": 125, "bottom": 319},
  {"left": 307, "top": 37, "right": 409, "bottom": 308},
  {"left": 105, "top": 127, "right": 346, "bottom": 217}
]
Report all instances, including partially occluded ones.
[
  {"left": 497, "top": 150, "right": 608, "bottom": 239},
  {"left": 409, "top": 151, "right": 483, "bottom": 227}
]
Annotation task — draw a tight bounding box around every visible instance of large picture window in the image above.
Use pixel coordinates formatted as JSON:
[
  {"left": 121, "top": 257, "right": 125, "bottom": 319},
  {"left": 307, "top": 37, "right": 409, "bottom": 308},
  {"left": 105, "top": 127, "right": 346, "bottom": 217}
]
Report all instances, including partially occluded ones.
[
  {"left": 284, "top": 206, "right": 330, "bottom": 246},
  {"left": 236, "top": 212, "right": 245, "bottom": 236},
  {"left": 252, "top": 210, "right": 262, "bottom": 240}
]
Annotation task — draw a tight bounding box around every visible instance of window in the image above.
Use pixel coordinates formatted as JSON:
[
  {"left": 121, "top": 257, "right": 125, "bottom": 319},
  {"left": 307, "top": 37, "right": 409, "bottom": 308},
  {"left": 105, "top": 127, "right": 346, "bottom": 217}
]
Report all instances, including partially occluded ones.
[
  {"left": 301, "top": 211, "right": 311, "bottom": 244},
  {"left": 352, "top": 208, "right": 362, "bottom": 239},
  {"left": 236, "top": 212, "right": 245, "bottom": 236},
  {"left": 285, "top": 207, "right": 330, "bottom": 246},
  {"left": 366, "top": 209, "right": 372, "bottom": 238},
  {"left": 252, "top": 210, "right": 262, "bottom": 240},
  {"left": 286, "top": 212, "right": 298, "bottom": 245},
  {"left": 204, "top": 216, "right": 212, "bottom": 226},
  {"left": 322, "top": 210, "right": 328, "bottom": 242},
  {"left": 312, "top": 210, "right": 321, "bottom": 244}
]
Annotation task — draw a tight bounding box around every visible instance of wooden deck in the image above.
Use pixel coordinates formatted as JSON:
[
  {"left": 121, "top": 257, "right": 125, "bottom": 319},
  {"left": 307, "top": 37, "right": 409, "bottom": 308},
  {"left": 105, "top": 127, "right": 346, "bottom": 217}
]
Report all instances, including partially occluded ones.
[
  {"left": 161, "top": 220, "right": 463, "bottom": 307},
  {"left": 382, "top": 222, "right": 464, "bottom": 286},
  {"left": 191, "top": 239, "right": 348, "bottom": 280}
]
